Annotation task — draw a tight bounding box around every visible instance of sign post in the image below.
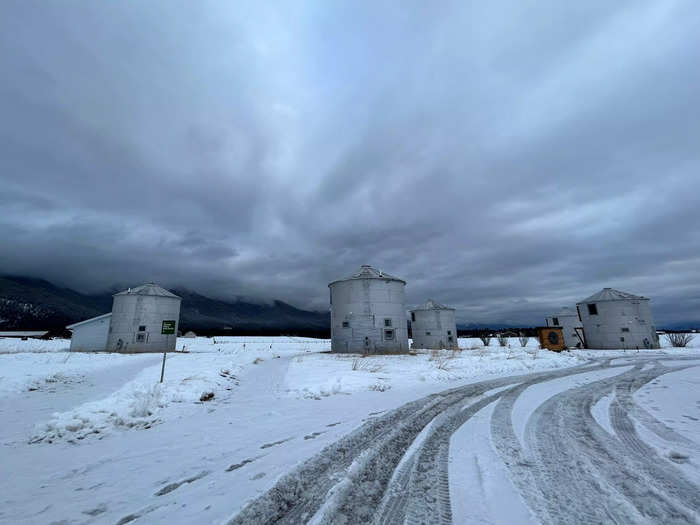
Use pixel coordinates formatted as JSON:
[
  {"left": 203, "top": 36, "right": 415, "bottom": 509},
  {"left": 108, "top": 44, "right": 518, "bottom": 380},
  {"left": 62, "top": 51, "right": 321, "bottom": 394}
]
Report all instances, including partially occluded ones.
[
  {"left": 160, "top": 321, "right": 176, "bottom": 382},
  {"left": 160, "top": 351, "right": 167, "bottom": 383}
]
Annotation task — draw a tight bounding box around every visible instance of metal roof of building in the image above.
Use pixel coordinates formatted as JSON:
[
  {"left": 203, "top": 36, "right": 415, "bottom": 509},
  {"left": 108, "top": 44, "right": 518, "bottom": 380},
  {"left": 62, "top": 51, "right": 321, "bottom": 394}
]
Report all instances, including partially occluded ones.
[
  {"left": 412, "top": 299, "right": 454, "bottom": 311},
  {"left": 113, "top": 283, "right": 181, "bottom": 299},
  {"left": 66, "top": 312, "right": 112, "bottom": 330},
  {"left": 577, "top": 288, "right": 648, "bottom": 304},
  {"left": 551, "top": 306, "right": 579, "bottom": 317},
  {"left": 329, "top": 265, "right": 406, "bottom": 286},
  {"left": 0, "top": 331, "right": 50, "bottom": 337}
]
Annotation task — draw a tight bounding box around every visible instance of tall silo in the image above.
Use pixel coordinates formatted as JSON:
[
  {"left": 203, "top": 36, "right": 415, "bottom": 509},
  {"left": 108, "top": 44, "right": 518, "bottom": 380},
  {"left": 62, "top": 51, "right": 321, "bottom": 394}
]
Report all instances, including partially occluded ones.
[
  {"left": 410, "top": 300, "right": 458, "bottom": 350},
  {"left": 329, "top": 265, "right": 408, "bottom": 353},
  {"left": 545, "top": 307, "right": 583, "bottom": 348},
  {"left": 106, "top": 283, "right": 181, "bottom": 353},
  {"left": 576, "top": 288, "right": 660, "bottom": 349}
]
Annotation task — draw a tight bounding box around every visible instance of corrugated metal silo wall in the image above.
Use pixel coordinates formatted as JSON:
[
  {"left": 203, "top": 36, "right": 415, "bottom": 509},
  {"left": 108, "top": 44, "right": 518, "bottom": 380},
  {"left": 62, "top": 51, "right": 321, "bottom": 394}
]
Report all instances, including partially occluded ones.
[
  {"left": 579, "top": 300, "right": 659, "bottom": 349},
  {"left": 107, "top": 295, "right": 181, "bottom": 353},
  {"left": 330, "top": 278, "right": 408, "bottom": 353},
  {"left": 411, "top": 309, "right": 458, "bottom": 349}
]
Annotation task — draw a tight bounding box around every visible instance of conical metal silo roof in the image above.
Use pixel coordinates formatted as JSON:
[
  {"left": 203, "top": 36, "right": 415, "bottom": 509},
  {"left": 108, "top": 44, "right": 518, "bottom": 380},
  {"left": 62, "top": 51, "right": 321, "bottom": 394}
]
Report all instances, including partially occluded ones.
[
  {"left": 577, "top": 288, "right": 647, "bottom": 304},
  {"left": 413, "top": 299, "right": 454, "bottom": 311},
  {"left": 329, "top": 265, "right": 406, "bottom": 286},
  {"left": 113, "top": 283, "right": 181, "bottom": 299},
  {"left": 553, "top": 306, "right": 579, "bottom": 317}
]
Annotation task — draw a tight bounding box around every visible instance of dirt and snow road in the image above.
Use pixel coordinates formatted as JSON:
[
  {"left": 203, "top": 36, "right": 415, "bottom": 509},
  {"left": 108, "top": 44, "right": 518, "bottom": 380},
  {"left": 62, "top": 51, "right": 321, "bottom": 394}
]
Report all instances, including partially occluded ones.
[{"left": 231, "top": 354, "right": 700, "bottom": 524}]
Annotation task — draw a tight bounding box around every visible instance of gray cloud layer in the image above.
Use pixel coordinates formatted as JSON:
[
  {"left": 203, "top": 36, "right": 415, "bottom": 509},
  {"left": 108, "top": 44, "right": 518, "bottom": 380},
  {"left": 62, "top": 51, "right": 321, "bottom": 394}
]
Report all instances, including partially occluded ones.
[{"left": 1, "top": 1, "right": 699, "bottom": 325}]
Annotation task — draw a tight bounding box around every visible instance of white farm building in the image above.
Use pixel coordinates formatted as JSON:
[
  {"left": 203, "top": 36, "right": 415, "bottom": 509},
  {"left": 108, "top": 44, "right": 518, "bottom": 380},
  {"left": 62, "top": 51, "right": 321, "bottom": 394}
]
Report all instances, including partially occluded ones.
[
  {"left": 410, "top": 300, "right": 458, "bottom": 350},
  {"left": 545, "top": 307, "right": 583, "bottom": 348},
  {"left": 66, "top": 313, "right": 113, "bottom": 352},
  {"left": 67, "top": 283, "right": 181, "bottom": 353},
  {"left": 576, "top": 288, "right": 660, "bottom": 350},
  {"left": 329, "top": 265, "right": 409, "bottom": 353}
]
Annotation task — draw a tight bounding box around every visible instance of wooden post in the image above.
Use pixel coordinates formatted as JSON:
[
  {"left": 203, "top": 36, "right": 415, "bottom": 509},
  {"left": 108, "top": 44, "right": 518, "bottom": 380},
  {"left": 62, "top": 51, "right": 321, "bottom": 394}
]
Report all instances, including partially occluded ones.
[{"left": 160, "top": 351, "right": 167, "bottom": 383}]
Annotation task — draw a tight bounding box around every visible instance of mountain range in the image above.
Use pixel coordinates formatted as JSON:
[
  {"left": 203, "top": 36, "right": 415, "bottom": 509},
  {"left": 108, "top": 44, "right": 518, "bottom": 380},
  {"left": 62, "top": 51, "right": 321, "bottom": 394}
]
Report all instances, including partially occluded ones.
[
  {"left": 0, "top": 276, "right": 330, "bottom": 336},
  {"left": 2, "top": 275, "right": 695, "bottom": 337}
]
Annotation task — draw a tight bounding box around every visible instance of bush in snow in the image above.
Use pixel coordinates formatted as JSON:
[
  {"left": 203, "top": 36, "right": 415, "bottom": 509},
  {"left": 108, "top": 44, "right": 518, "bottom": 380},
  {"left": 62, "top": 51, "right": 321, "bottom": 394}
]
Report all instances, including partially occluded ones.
[
  {"left": 496, "top": 334, "right": 508, "bottom": 347},
  {"left": 666, "top": 333, "right": 694, "bottom": 347},
  {"left": 479, "top": 335, "right": 491, "bottom": 346},
  {"left": 431, "top": 350, "right": 454, "bottom": 371},
  {"left": 351, "top": 357, "right": 382, "bottom": 372},
  {"left": 518, "top": 333, "right": 530, "bottom": 347}
]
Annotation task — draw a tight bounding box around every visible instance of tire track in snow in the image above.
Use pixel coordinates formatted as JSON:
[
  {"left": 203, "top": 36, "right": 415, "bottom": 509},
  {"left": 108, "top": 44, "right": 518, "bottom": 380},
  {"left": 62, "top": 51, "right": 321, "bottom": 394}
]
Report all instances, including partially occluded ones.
[
  {"left": 227, "top": 356, "right": 700, "bottom": 524},
  {"left": 227, "top": 365, "right": 601, "bottom": 524},
  {"left": 517, "top": 362, "right": 700, "bottom": 524}
]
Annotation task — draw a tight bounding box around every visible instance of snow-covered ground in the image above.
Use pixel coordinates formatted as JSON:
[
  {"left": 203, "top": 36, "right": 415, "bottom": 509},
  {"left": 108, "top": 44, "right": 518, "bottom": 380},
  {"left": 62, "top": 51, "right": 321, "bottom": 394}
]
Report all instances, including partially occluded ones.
[
  {"left": 1, "top": 335, "right": 699, "bottom": 524},
  {"left": 0, "top": 337, "right": 68, "bottom": 354},
  {"left": 0, "top": 349, "right": 155, "bottom": 397}
]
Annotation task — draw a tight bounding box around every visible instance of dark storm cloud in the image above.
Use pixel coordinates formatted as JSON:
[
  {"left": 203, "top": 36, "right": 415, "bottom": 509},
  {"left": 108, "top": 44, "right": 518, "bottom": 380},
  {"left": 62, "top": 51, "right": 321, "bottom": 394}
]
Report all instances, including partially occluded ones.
[{"left": 1, "top": 0, "right": 699, "bottom": 325}]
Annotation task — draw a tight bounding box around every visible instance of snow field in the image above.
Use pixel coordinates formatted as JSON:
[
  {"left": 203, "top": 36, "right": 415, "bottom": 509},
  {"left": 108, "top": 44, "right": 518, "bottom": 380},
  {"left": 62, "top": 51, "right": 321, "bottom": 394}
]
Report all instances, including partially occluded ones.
[
  {"left": 2, "top": 336, "right": 699, "bottom": 524},
  {"left": 633, "top": 365, "right": 700, "bottom": 483},
  {"left": 7, "top": 336, "right": 700, "bottom": 445},
  {"left": 29, "top": 353, "right": 244, "bottom": 443},
  {"left": 29, "top": 343, "right": 317, "bottom": 444},
  {"left": 0, "top": 351, "right": 153, "bottom": 397},
  {"left": 0, "top": 337, "right": 68, "bottom": 354},
  {"left": 284, "top": 344, "right": 586, "bottom": 399}
]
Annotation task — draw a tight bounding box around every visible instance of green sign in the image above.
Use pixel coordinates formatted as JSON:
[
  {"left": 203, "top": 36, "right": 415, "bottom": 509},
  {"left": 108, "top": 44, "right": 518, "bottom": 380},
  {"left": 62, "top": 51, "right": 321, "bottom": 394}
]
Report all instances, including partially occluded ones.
[{"left": 162, "top": 320, "right": 176, "bottom": 335}]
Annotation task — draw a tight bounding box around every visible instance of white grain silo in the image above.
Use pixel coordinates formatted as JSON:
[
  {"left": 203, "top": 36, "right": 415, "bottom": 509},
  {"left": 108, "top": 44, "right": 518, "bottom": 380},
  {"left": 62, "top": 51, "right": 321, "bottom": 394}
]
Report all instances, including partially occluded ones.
[
  {"left": 329, "top": 265, "right": 408, "bottom": 353},
  {"left": 410, "top": 300, "right": 458, "bottom": 350},
  {"left": 576, "top": 288, "right": 660, "bottom": 349},
  {"left": 106, "top": 283, "right": 181, "bottom": 353},
  {"left": 545, "top": 307, "right": 583, "bottom": 348}
]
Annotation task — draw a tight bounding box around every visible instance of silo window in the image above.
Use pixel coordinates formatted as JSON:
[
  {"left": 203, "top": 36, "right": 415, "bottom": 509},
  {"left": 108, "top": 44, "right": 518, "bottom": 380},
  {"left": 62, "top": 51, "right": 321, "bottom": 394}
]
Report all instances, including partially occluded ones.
[
  {"left": 621, "top": 327, "right": 630, "bottom": 332},
  {"left": 136, "top": 333, "right": 146, "bottom": 342},
  {"left": 384, "top": 329, "right": 395, "bottom": 340},
  {"left": 447, "top": 330, "right": 452, "bottom": 335},
  {"left": 587, "top": 304, "right": 598, "bottom": 315},
  {"left": 448, "top": 336, "right": 454, "bottom": 343},
  {"left": 384, "top": 319, "right": 392, "bottom": 327},
  {"left": 342, "top": 321, "right": 350, "bottom": 328},
  {"left": 620, "top": 337, "right": 625, "bottom": 342},
  {"left": 426, "top": 331, "right": 431, "bottom": 336},
  {"left": 411, "top": 312, "right": 415, "bottom": 322},
  {"left": 138, "top": 325, "right": 146, "bottom": 332},
  {"left": 552, "top": 317, "right": 559, "bottom": 326}
]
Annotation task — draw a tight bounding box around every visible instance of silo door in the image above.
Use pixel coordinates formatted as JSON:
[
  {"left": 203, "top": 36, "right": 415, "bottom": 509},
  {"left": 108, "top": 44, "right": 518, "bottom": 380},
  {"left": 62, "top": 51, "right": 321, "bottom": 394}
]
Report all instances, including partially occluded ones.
[{"left": 364, "top": 337, "right": 370, "bottom": 351}]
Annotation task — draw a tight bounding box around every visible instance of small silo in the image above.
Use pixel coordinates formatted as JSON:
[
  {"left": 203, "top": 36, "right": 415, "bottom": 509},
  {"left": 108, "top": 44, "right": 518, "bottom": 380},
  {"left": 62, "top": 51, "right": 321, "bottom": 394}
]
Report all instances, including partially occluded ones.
[
  {"left": 576, "top": 288, "right": 660, "bottom": 349},
  {"left": 410, "top": 300, "right": 458, "bottom": 350},
  {"left": 545, "top": 307, "right": 583, "bottom": 348},
  {"left": 329, "top": 265, "right": 408, "bottom": 353},
  {"left": 106, "top": 283, "right": 182, "bottom": 353}
]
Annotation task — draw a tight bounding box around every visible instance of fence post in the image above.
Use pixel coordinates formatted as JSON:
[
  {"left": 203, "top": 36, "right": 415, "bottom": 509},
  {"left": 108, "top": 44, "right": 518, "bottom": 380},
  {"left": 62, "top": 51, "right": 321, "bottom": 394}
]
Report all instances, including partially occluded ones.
[{"left": 160, "top": 351, "right": 167, "bottom": 383}]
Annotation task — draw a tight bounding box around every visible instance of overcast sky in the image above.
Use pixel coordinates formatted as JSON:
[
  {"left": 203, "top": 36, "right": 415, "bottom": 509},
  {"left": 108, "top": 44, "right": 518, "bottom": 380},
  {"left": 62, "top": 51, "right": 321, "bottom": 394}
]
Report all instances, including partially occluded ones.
[{"left": 1, "top": 1, "right": 699, "bottom": 325}]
